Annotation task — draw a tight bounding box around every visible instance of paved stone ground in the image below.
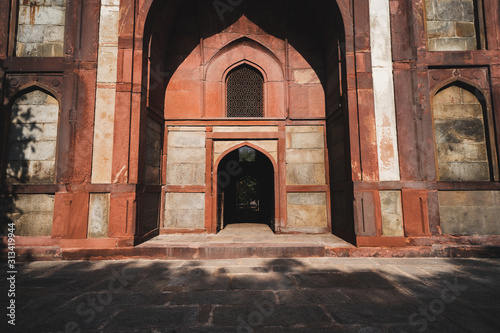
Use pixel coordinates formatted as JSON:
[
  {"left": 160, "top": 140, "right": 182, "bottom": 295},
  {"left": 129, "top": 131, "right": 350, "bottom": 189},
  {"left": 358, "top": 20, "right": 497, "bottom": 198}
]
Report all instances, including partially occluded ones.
[{"left": 2, "top": 258, "right": 500, "bottom": 332}]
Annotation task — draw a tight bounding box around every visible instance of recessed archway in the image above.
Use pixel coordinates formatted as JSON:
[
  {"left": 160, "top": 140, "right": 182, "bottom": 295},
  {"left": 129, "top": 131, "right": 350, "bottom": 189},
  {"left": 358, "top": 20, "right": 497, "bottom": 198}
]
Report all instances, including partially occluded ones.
[{"left": 136, "top": 0, "right": 355, "bottom": 242}]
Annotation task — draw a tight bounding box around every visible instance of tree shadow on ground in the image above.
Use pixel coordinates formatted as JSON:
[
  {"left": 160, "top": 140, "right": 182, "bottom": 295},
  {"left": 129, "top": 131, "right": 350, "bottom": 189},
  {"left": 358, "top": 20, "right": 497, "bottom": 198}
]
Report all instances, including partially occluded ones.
[{"left": 1, "top": 257, "right": 499, "bottom": 332}]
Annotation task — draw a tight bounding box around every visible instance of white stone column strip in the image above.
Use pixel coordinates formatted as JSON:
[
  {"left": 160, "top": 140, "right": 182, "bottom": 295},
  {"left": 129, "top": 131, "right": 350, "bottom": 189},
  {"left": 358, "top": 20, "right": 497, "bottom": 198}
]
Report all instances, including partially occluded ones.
[
  {"left": 91, "top": 0, "right": 120, "bottom": 183},
  {"left": 369, "top": 0, "right": 401, "bottom": 181}
]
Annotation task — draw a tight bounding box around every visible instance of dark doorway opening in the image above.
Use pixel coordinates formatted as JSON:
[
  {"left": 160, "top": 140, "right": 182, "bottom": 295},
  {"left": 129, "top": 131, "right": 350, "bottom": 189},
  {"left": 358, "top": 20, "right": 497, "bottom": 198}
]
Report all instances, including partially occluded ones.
[{"left": 217, "top": 146, "right": 274, "bottom": 232}]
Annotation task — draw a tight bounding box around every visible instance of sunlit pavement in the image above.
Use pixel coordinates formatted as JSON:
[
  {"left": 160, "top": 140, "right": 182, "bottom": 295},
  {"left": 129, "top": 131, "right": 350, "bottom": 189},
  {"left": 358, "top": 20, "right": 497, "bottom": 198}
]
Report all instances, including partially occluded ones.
[{"left": 3, "top": 257, "right": 500, "bottom": 332}]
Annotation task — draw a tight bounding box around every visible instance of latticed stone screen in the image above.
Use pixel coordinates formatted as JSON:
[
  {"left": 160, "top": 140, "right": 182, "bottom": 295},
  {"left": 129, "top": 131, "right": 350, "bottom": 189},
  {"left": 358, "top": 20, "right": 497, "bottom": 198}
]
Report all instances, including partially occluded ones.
[{"left": 227, "top": 65, "right": 264, "bottom": 117}]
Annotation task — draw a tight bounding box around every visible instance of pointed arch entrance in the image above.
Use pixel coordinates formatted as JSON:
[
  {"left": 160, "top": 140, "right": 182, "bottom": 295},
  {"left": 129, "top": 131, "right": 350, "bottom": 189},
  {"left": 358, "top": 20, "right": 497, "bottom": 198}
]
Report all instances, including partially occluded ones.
[
  {"left": 215, "top": 144, "right": 276, "bottom": 232},
  {"left": 134, "top": 0, "right": 357, "bottom": 243}
]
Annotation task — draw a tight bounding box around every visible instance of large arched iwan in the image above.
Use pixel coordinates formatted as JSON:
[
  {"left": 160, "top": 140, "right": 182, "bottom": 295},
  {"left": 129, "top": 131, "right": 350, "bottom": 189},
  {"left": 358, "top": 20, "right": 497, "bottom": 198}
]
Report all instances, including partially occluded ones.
[{"left": 130, "top": 0, "right": 355, "bottom": 243}]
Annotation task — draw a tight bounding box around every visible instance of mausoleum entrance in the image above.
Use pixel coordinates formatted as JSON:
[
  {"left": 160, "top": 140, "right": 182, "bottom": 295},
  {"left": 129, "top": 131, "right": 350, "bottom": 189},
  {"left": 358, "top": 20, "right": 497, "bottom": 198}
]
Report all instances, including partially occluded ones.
[{"left": 216, "top": 146, "right": 275, "bottom": 232}]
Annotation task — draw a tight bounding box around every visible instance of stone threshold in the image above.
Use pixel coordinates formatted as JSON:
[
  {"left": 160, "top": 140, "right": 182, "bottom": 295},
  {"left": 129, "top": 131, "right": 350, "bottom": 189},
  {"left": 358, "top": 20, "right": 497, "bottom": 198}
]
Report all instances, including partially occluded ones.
[{"left": 5, "top": 225, "right": 500, "bottom": 261}]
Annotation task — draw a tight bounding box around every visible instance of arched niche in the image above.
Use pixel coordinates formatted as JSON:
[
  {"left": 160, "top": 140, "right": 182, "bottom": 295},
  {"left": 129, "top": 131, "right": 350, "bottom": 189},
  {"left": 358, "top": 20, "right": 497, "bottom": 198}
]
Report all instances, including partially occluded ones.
[
  {"left": 142, "top": 0, "right": 348, "bottom": 120},
  {"left": 5, "top": 88, "right": 60, "bottom": 184},
  {"left": 205, "top": 38, "right": 286, "bottom": 118},
  {"left": 432, "top": 80, "right": 496, "bottom": 181},
  {"left": 1, "top": 87, "right": 59, "bottom": 238}
]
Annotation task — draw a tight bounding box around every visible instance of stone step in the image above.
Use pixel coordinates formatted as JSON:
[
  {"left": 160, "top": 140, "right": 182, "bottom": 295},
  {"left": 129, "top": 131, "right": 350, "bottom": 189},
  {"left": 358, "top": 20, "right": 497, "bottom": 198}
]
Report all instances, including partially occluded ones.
[
  {"left": 7, "top": 223, "right": 500, "bottom": 261},
  {"left": 10, "top": 243, "right": 500, "bottom": 261}
]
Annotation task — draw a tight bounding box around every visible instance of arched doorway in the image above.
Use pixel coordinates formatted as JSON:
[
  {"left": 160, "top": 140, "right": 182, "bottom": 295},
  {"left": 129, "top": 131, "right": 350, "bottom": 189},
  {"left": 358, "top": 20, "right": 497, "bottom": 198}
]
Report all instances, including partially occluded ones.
[{"left": 216, "top": 146, "right": 275, "bottom": 232}]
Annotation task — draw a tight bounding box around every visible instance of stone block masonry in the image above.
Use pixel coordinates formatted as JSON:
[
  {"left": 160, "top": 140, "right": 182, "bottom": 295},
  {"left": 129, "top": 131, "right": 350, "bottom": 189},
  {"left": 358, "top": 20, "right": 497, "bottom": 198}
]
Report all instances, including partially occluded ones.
[
  {"left": 166, "top": 128, "right": 206, "bottom": 186},
  {"left": 285, "top": 126, "right": 326, "bottom": 186},
  {"left": 287, "top": 193, "right": 328, "bottom": 228},
  {"left": 380, "top": 191, "right": 404, "bottom": 237},
  {"left": 6, "top": 90, "right": 59, "bottom": 184},
  {"left": 88, "top": 193, "right": 110, "bottom": 238},
  {"left": 425, "top": 0, "right": 477, "bottom": 51},
  {"left": 433, "top": 84, "right": 490, "bottom": 181},
  {"left": 439, "top": 191, "right": 500, "bottom": 235},
  {"left": 16, "top": 0, "right": 66, "bottom": 57},
  {"left": 1, "top": 194, "right": 54, "bottom": 236},
  {"left": 165, "top": 193, "right": 205, "bottom": 229},
  {"left": 164, "top": 127, "right": 206, "bottom": 230}
]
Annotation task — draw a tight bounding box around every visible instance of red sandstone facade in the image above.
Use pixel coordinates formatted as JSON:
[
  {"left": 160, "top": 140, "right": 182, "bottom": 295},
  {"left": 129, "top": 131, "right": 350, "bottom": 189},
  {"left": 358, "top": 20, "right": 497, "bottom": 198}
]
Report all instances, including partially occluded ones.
[{"left": 0, "top": 0, "right": 499, "bottom": 251}]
